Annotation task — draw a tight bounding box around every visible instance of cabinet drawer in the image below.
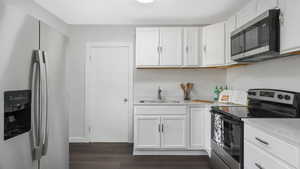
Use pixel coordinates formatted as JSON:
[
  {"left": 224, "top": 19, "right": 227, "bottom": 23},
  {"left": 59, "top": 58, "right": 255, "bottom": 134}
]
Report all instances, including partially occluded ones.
[
  {"left": 134, "top": 106, "right": 186, "bottom": 115},
  {"left": 244, "top": 141, "right": 293, "bottom": 169},
  {"left": 244, "top": 124, "right": 299, "bottom": 168}
]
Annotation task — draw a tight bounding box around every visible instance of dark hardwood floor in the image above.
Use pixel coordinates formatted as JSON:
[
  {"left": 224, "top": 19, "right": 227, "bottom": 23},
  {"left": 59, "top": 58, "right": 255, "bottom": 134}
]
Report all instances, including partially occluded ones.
[{"left": 70, "top": 143, "right": 211, "bottom": 169}]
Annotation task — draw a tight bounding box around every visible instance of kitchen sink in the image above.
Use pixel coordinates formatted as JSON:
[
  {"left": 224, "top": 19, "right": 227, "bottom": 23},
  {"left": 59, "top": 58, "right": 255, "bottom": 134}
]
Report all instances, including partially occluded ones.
[{"left": 139, "top": 100, "right": 181, "bottom": 104}]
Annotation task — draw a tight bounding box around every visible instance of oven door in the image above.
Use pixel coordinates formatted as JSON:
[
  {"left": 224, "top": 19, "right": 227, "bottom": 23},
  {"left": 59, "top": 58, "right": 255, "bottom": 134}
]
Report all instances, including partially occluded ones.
[{"left": 211, "top": 111, "right": 243, "bottom": 169}]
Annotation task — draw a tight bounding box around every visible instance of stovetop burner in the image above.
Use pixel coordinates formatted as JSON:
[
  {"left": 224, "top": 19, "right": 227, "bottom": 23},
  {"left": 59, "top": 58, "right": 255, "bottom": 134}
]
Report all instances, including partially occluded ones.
[{"left": 211, "top": 89, "right": 300, "bottom": 120}]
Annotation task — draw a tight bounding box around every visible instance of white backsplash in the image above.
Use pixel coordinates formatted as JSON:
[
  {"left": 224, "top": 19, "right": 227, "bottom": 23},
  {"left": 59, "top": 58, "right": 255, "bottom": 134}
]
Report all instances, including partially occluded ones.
[{"left": 134, "top": 69, "right": 227, "bottom": 102}]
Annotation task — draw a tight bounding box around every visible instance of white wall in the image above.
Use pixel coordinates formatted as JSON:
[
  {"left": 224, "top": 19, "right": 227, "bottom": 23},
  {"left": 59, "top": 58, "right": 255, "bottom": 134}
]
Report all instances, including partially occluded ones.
[
  {"left": 226, "top": 55, "right": 300, "bottom": 92},
  {"left": 67, "top": 26, "right": 136, "bottom": 139},
  {"left": 2, "top": 0, "right": 69, "bottom": 35},
  {"left": 66, "top": 26, "right": 227, "bottom": 139}
]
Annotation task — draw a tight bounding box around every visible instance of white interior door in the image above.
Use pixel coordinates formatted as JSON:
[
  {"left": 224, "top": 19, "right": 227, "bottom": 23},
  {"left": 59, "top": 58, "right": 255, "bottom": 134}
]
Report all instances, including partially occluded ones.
[{"left": 88, "top": 44, "right": 132, "bottom": 142}]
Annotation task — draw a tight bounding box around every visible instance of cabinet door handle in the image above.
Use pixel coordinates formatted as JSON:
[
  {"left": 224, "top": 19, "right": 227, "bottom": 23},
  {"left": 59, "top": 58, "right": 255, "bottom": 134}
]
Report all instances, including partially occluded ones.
[
  {"left": 161, "top": 124, "right": 164, "bottom": 133},
  {"left": 185, "top": 46, "right": 189, "bottom": 54},
  {"left": 255, "top": 137, "right": 269, "bottom": 146},
  {"left": 158, "top": 124, "right": 161, "bottom": 133},
  {"left": 279, "top": 12, "right": 284, "bottom": 25},
  {"left": 157, "top": 46, "right": 160, "bottom": 54},
  {"left": 255, "top": 163, "right": 265, "bottom": 169}
]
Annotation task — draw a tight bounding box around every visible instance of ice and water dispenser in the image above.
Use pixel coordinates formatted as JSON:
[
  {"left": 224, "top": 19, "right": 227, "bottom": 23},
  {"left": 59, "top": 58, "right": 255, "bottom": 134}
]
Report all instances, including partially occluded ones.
[{"left": 4, "top": 90, "right": 31, "bottom": 140}]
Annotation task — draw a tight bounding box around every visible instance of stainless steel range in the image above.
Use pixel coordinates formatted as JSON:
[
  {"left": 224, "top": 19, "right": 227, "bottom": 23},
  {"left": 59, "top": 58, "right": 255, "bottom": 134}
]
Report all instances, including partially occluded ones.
[{"left": 209, "top": 89, "right": 300, "bottom": 169}]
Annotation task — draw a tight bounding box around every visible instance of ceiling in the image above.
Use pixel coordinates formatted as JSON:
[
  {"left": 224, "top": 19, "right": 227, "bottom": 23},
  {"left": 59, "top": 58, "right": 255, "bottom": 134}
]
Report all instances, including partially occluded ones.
[{"left": 33, "top": 0, "right": 250, "bottom": 25}]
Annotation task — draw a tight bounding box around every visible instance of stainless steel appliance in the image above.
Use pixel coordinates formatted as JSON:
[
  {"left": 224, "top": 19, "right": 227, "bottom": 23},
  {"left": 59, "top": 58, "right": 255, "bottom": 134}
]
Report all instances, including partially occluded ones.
[
  {"left": 210, "top": 89, "right": 300, "bottom": 169},
  {"left": 231, "top": 9, "right": 280, "bottom": 62},
  {"left": 0, "top": 3, "right": 68, "bottom": 169}
]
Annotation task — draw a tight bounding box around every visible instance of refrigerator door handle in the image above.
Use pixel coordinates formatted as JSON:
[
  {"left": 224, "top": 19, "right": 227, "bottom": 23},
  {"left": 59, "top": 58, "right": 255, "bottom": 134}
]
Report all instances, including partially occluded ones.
[
  {"left": 41, "top": 51, "right": 49, "bottom": 156},
  {"left": 31, "top": 50, "right": 43, "bottom": 160}
]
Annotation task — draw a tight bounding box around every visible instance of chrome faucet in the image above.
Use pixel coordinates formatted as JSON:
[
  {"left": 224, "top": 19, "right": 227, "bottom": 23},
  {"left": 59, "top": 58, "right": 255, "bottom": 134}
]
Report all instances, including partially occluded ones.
[{"left": 158, "top": 86, "right": 162, "bottom": 100}]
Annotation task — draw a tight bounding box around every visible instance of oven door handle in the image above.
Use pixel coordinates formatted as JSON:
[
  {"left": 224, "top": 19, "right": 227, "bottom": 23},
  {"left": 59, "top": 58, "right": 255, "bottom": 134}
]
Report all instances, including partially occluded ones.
[{"left": 220, "top": 116, "right": 242, "bottom": 125}]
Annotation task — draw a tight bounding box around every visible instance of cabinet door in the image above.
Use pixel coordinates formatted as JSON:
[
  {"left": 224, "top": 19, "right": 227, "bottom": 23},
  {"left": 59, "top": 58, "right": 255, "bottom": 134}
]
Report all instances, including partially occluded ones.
[
  {"left": 190, "top": 108, "right": 206, "bottom": 150},
  {"left": 183, "top": 27, "right": 200, "bottom": 66},
  {"left": 161, "top": 116, "right": 187, "bottom": 149},
  {"left": 244, "top": 141, "right": 293, "bottom": 169},
  {"left": 134, "top": 116, "right": 161, "bottom": 149},
  {"left": 136, "top": 28, "right": 160, "bottom": 66},
  {"left": 204, "top": 107, "right": 211, "bottom": 156},
  {"left": 279, "top": 0, "right": 300, "bottom": 54},
  {"left": 202, "top": 22, "right": 225, "bottom": 66},
  {"left": 257, "top": 0, "right": 278, "bottom": 15},
  {"left": 236, "top": 0, "right": 257, "bottom": 28},
  {"left": 225, "top": 16, "right": 237, "bottom": 64},
  {"left": 160, "top": 27, "right": 183, "bottom": 66}
]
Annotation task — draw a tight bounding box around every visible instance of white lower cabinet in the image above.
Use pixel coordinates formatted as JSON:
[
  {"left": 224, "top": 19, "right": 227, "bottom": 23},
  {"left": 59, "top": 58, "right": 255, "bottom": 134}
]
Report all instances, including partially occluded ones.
[
  {"left": 244, "top": 141, "right": 293, "bottom": 169},
  {"left": 161, "top": 116, "right": 187, "bottom": 149},
  {"left": 244, "top": 123, "right": 300, "bottom": 169},
  {"left": 135, "top": 115, "right": 187, "bottom": 150},
  {"left": 134, "top": 105, "right": 211, "bottom": 155},
  {"left": 134, "top": 106, "right": 187, "bottom": 150},
  {"left": 189, "top": 107, "right": 211, "bottom": 151},
  {"left": 134, "top": 116, "right": 161, "bottom": 149}
]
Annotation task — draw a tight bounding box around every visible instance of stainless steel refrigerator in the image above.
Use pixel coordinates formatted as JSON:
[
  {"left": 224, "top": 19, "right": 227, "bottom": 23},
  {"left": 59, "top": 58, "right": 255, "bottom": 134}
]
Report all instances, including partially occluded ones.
[{"left": 0, "top": 3, "right": 69, "bottom": 169}]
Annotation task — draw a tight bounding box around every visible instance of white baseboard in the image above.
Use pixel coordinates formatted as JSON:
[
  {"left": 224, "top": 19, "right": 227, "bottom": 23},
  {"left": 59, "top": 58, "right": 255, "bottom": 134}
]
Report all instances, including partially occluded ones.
[
  {"left": 69, "top": 137, "right": 90, "bottom": 143},
  {"left": 133, "top": 150, "right": 208, "bottom": 156}
]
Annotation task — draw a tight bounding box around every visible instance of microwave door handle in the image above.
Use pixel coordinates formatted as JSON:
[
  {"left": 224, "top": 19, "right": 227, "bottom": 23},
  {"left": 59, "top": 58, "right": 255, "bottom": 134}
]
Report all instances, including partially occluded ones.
[{"left": 41, "top": 51, "right": 49, "bottom": 156}]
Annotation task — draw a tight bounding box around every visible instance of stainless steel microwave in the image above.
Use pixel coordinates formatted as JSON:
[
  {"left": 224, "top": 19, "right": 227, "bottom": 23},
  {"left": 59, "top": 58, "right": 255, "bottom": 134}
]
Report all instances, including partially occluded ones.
[{"left": 231, "top": 9, "right": 280, "bottom": 62}]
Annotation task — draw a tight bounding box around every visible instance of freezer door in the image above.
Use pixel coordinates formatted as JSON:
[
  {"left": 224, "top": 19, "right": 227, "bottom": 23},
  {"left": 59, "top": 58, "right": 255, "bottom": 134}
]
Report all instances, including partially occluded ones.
[{"left": 0, "top": 3, "right": 39, "bottom": 169}]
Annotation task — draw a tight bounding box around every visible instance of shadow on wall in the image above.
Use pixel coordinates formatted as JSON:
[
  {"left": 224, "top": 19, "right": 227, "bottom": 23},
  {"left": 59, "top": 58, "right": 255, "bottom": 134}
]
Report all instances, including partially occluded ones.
[{"left": 227, "top": 55, "right": 300, "bottom": 92}]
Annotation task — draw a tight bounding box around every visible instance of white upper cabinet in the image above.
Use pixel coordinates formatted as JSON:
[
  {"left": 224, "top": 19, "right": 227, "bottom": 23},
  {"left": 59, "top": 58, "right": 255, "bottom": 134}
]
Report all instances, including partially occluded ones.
[
  {"left": 225, "top": 16, "right": 237, "bottom": 64},
  {"left": 279, "top": 0, "right": 300, "bottom": 54},
  {"left": 136, "top": 28, "right": 160, "bottom": 66},
  {"left": 236, "top": 0, "right": 258, "bottom": 28},
  {"left": 257, "top": 0, "right": 278, "bottom": 15},
  {"left": 136, "top": 27, "right": 183, "bottom": 67},
  {"left": 202, "top": 22, "right": 226, "bottom": 66},
  {"left": 160, "top": 27, "right": 183, "bottom": 66},
  {"left": 183, "top": 27, "right": 200, "bottom": 66}
]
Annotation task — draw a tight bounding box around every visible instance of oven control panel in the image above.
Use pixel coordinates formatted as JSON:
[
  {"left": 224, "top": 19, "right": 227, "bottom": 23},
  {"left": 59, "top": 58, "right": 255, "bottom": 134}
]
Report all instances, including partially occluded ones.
[{"left": 248, "top": 89, "right": 296, "bottom": 105}]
